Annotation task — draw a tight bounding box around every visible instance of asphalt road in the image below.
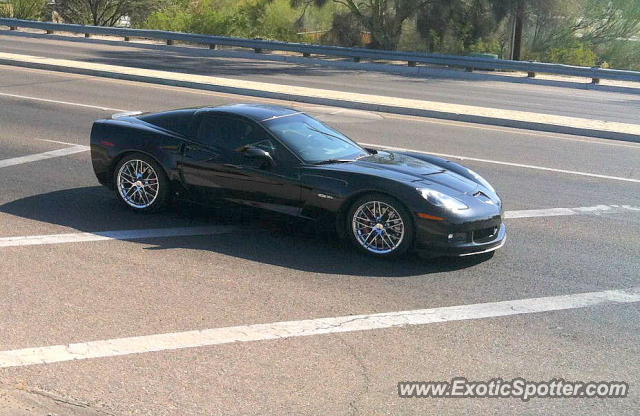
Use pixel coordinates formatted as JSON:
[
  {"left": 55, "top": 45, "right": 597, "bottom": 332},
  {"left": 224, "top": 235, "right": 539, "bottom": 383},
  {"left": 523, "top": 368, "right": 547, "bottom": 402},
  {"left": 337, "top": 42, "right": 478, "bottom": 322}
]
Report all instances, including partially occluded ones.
[
  {"left": 0, "top": 65, "right": 639, "bottom": 415},
  {"left": 2, "top": 31, "right": 640, "bottom": 125}
]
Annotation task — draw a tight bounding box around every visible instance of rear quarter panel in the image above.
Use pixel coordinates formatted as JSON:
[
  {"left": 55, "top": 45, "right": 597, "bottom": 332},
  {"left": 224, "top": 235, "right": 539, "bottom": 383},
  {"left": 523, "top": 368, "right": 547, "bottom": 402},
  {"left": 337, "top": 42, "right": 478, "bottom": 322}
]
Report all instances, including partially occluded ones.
[{"left": 90, "top": 118, "right": 185, "bottom": 187}]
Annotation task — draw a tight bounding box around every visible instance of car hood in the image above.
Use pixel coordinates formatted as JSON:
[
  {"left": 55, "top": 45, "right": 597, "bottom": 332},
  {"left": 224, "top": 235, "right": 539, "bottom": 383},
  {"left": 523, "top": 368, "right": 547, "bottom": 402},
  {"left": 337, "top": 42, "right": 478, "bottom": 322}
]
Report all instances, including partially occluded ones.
[{"left": 320, "top": 151, "right": 480, "bottom": 195}]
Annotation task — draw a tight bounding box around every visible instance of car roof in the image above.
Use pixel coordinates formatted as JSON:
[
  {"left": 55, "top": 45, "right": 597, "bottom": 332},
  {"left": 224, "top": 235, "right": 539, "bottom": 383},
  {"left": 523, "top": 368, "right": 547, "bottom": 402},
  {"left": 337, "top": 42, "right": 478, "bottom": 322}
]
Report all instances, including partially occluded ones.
[{"left": 197, "top": 104, "right": 301, "bottom": 122}]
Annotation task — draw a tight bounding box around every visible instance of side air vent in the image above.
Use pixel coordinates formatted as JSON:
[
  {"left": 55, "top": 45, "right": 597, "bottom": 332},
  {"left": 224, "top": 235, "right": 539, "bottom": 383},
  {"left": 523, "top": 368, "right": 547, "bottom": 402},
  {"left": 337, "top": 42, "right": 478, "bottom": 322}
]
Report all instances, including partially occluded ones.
[{"left": 474, "top": 191, "right": 495, "bottom": 204}]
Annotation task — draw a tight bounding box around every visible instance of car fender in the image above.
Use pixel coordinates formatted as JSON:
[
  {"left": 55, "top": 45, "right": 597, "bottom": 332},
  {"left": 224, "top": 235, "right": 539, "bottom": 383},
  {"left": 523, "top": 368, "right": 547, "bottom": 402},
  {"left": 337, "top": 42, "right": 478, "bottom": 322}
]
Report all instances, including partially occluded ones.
[{"left": 299, "top": 169, "right": 423, "bottom": 236}]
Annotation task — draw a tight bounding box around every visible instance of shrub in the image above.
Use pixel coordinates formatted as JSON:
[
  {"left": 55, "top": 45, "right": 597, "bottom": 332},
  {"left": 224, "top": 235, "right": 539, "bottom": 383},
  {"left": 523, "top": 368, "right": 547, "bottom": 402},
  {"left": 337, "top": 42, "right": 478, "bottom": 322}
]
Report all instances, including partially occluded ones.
[
  {"left": 258, "top": 0, "right": 300, "bottom": 41},
  {"left": 144, "top": 0, "right": 301, "bottom": 41},
  {"left": 144, "top": 0, "right": 234, "bottom": 35},
  {"left": 545, "top": 44, "right": 599, "bottom": 67},
  {"left": 467, "top": 38, "right": 505, "bottom": 57},
  {"left": 0, "top": 0, "right": 46, "bottom": 20},
  {"left": 596, "top": 40, "right": 640, "bottom": 71}
]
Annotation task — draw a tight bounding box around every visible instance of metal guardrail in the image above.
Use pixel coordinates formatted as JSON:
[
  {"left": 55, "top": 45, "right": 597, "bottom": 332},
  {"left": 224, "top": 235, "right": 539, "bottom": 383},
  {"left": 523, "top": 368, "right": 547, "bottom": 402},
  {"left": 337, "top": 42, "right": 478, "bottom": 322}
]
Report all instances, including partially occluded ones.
[{"left": 2, "top": 17, "right": 640, "bottom": 83}]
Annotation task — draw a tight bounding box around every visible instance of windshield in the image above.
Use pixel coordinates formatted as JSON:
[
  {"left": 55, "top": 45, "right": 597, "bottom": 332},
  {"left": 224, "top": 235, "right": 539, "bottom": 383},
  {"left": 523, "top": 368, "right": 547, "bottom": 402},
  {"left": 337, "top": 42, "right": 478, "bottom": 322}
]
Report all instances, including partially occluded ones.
[{"left": 263, "top": 113, "right": 368, "bottom": 163}]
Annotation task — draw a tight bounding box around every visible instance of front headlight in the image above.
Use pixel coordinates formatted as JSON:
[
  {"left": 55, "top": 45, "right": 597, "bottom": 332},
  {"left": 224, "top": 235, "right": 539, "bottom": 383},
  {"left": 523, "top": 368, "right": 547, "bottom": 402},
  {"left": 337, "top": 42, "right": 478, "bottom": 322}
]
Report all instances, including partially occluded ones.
[{"left": 418, "top": 188, "right": 468, "bottom": 211}]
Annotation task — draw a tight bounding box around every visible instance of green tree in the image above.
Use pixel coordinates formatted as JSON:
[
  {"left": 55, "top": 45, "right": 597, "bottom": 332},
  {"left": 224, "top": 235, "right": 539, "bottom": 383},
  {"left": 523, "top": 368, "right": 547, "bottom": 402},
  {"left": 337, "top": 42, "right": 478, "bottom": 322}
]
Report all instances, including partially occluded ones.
[
  {"left": 500, "top": 0, "right": 640, "bottom": 64},
  {"left": 415, "top": 0, "right": 498, "bottom": 53},
  {"left": 568, "top": 0, "right": 640, "bottom": 45},
  {"left": 55, "top": 0, "right": 157, "bottom": 26},
  {"left": 292, "top": 0, "right": 432, "bottom": 49}
]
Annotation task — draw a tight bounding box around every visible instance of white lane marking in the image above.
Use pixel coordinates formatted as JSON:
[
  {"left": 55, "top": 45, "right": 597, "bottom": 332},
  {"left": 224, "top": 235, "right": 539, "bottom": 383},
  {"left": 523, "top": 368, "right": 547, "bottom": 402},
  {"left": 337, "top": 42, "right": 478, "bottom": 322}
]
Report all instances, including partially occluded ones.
[
  {"left": 1, "top": 287, "right": 638, "bottom": 368},
  {"left": 361, "top": 142, "right": 640, "bottom": 184},
  {"left": 0, "top": 91, "right": 127, "bottom": 112},
  {"left": 0, "top": 226, "right": 235, "bottom": 248},
  {"left": 505, "top": 204, "right": 640, "bottom": 219},
  {"left": 38, "top": 139, "right": 87, "bottom": 147},
  {"left": 0, "top": 144, "right": 89, "bottom": 169}
]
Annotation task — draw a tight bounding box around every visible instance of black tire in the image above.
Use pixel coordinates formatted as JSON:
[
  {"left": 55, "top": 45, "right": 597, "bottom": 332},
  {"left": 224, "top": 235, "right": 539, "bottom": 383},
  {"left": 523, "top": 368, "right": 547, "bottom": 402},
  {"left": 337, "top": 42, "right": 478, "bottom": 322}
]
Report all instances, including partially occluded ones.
[
  {"left": 113, "top": 153, "right": 170, "bottom": 213},
  {"left": 346, "top": 193, "right": 414, "bottom": 258}
]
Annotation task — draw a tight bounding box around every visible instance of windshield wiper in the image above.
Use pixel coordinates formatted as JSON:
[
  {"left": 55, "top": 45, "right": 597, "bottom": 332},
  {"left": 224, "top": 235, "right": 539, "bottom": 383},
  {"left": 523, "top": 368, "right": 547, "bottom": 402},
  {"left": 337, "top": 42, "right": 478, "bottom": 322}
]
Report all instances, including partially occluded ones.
[
  {"left": 313, "top": 153, "right": 371, "bottom": 165},
  {"left": 313, "top": 159, "right": 356, "bottom": 165}
]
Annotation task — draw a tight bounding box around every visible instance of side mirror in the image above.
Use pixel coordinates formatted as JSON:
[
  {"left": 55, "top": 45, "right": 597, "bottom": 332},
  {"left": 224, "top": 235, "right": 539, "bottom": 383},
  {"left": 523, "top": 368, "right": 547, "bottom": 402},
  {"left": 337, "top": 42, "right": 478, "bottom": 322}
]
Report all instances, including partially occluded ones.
[{"left": 239, "top": 145, "right": 275, "bottom": 168}]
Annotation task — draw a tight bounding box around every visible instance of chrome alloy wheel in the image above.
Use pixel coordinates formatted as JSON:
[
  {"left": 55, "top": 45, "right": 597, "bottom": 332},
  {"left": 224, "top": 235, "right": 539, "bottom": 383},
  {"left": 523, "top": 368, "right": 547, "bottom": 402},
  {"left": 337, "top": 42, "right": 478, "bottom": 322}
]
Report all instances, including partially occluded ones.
[
  {"left": 116, "top": 159, "right": 160, "bottom": 209},
  {"left": 352, "top": 201, "right": 405, "bottom": 254}
]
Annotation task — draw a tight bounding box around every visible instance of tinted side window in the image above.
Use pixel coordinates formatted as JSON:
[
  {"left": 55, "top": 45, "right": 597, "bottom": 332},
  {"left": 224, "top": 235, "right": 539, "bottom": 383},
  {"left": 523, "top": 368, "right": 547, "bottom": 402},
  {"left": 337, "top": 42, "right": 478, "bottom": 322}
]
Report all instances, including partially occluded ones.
[
  {"left": 197, "top": 116, "right": 256, "bottom": 150},
  {"left": 140, "top": 110, "right": 194, "bottom": 135},
  {"left": 197, "top": 116, "right": 299, "bottom": 166}
]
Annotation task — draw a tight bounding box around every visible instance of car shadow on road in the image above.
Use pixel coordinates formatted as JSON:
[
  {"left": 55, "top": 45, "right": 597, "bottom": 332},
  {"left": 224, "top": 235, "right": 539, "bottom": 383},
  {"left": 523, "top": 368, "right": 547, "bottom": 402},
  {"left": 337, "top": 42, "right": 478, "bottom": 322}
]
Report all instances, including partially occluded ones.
[{"left": 0, "top": 186, "right": 493, "bottom": 277}]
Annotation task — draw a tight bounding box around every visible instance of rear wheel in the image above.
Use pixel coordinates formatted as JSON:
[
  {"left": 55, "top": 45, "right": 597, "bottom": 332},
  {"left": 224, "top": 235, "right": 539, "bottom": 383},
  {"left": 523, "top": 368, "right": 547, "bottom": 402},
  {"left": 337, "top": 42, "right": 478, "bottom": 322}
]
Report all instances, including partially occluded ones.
[
  {"left": 346, "top": 194, "right": 414, "bottom": 258},
  {"left": 113, "top": 153, "right": 170, "bottom": 213}
]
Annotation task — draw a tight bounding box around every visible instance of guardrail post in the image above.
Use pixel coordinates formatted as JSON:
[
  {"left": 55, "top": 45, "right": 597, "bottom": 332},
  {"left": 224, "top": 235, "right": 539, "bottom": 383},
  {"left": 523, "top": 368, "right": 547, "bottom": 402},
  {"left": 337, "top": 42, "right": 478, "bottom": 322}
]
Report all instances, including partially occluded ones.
[
  {"left": 303, "top": 52, "right": 310, "bottom": 58},
  {"left": 527, "top": 71, "right": 536, "bottom": 78},
  {"left": 353, "top": 57, "right": 360, "bottom": 63},
  {"left": 166, "top": 39, "right": 174, "bottom": 45},
  {"left": 84, "top": 33, "right": 90, "bottom": 38},
  {"left": 9, "top": 26, "right": 17, "bottom": 30},
  {"left": 124, "top": 36, "right": 130, "bottom": 42},
  {"left": 408, "top": 61, "right": 416, "bottom": 67},
  {"left": 209, "top": 44, "right": 217, "bottom": 50},
  {"left": 592, "top": 77, "right": 600, "bottom": 84},
  {"left": 254, "top": 47, "right": 263, "bottom": 53}
]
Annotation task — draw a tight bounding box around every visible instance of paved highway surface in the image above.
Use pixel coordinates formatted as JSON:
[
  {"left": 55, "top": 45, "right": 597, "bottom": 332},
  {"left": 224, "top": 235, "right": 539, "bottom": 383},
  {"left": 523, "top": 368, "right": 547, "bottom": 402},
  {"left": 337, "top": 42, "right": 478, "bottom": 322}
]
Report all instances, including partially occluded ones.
[
  {"left": 0, "top": 65, "right": 639, "bottom": 415},
  {"left": 2, "top": 31, "right": 640, "bottom": 124}
]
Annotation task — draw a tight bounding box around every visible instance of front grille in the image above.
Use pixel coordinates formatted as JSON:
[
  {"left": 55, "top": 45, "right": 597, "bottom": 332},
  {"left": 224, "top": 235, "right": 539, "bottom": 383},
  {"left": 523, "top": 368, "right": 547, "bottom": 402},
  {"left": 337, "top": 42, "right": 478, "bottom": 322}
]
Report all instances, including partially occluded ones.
[{"left": 473, "top": 226, "right": 498, "bottom": 243}]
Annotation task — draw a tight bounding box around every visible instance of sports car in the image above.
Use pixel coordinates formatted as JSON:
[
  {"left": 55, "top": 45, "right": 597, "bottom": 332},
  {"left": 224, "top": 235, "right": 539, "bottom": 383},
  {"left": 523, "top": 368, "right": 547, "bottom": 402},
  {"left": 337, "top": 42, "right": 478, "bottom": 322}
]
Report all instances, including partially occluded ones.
[{"left": 91, "top": 104, "right": 506, "bottom": 258}]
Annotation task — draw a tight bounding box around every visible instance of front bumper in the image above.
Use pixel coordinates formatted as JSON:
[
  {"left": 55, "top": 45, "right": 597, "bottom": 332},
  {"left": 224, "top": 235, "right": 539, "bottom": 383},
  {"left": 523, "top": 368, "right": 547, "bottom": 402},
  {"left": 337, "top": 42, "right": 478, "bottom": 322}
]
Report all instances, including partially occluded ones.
[{"left": 414, "top": 217, "right": 507, "bottom": 258}]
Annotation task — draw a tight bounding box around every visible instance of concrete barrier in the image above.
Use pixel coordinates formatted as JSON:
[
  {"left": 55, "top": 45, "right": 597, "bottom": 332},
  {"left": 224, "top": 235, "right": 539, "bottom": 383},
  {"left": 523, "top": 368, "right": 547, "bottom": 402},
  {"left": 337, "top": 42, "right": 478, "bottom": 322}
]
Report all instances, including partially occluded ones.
[{"left": 1, "top": 51, "right": 639, "bottom": 143}]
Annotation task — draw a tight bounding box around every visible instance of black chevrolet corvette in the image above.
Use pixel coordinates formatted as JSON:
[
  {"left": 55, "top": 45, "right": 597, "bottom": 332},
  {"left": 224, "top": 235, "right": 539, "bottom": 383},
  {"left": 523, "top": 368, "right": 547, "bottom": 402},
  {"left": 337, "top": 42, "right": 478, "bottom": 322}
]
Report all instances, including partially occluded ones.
[{"left": 91, "top": 104, "right": 505, "bottom": 258}]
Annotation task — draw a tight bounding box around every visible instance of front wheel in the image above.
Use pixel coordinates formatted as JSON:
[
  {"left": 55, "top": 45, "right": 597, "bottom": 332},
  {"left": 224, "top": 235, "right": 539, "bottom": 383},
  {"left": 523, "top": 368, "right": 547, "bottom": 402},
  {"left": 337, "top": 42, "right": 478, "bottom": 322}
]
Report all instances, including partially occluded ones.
[
  {"left": 113, "top": 153, "right": 170, "bottom": 213},
  {"left": 346, "top": 194, "right": 414, "bottom": 258}
]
